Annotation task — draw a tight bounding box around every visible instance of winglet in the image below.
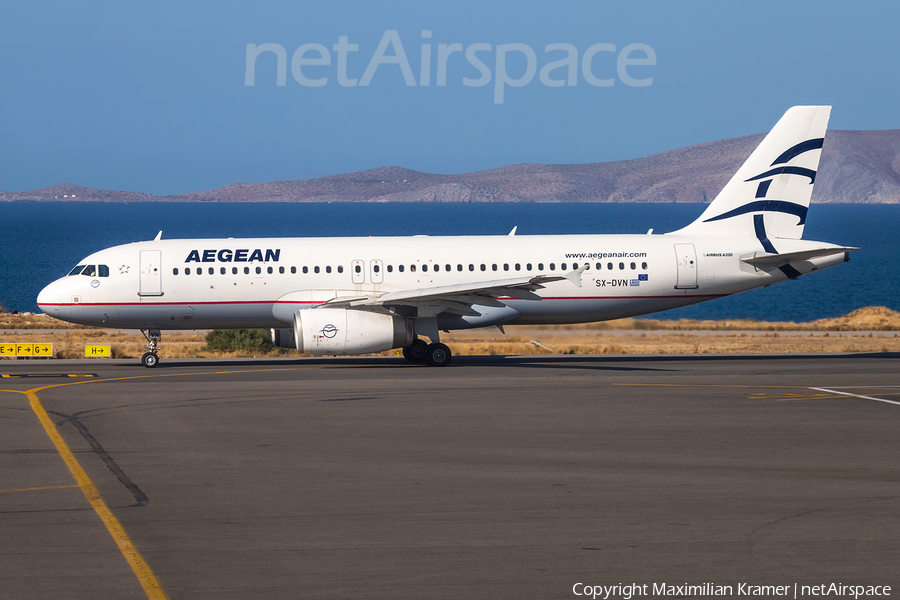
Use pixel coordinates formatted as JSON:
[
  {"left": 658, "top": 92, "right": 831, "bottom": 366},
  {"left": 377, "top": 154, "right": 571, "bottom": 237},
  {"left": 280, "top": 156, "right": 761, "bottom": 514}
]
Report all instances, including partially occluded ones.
[
  {"left": 154, "top": 230, "right": 163, "bottom": 241},
  {"left": 565, "top": 264, "right": 588, "bottom": 288},
  {"left": 508, "top": 226, "right": 517, "bottom": 237}
]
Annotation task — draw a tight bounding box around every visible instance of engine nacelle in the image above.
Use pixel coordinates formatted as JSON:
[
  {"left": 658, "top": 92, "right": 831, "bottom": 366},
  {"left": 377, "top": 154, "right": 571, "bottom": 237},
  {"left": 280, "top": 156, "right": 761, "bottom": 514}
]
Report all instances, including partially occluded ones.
[{"left": 292, "top": 308, "right": 413, "bottom": 355}]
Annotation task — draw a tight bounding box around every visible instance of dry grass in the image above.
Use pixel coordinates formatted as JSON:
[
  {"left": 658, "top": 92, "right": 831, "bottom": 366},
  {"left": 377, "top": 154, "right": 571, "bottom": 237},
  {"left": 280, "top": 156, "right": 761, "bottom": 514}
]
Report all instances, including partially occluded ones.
[
  {"left": 0, "top": 311, "right": 90, "bottom": 329},
  {"left": 441, "top": 330, "right": 900, "bottom": 356},
  {"left": 1, "top": 307, "right": 899, "bottom": 360},
  {"left": 553, "top": 306, "right": 900, "bottom": 332}
]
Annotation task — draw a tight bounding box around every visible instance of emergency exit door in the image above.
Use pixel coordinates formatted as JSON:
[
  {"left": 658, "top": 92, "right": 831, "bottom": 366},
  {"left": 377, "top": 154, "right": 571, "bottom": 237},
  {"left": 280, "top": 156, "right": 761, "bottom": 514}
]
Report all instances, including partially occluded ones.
[
  {"left": 370, "top": 259, "right": 384, "bottom": 284},
  {"left": 140, "top": 250, "right": 163, "bottom": 296},
  {"left": 674, "top": 243, "right": 698, "bottom": 289},
  {"left": 351, "top": 259, "right": 365, "bottom": 284}
]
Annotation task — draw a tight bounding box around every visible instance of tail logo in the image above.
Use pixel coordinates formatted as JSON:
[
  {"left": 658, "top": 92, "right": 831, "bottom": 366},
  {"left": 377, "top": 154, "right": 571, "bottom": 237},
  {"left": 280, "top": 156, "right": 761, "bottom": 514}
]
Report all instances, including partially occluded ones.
[{"left": 703, "top": 137, "right": 824, "bottom": 226}]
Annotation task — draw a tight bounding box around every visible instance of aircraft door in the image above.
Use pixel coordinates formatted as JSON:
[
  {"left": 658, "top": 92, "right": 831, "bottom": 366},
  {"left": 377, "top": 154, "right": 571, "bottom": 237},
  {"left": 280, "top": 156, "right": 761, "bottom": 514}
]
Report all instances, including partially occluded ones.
[
  {"left": 674, "top": 243, "right": 698, "bottom": 289},
  {"left": 370, "top": 259, "right": 384, "bottom": 284},
  {"left": 139, "top": 250, "right": 163, "bottom": 297},
  {"left": 351, "top": 259, "right": 365, "bottom": 284}
]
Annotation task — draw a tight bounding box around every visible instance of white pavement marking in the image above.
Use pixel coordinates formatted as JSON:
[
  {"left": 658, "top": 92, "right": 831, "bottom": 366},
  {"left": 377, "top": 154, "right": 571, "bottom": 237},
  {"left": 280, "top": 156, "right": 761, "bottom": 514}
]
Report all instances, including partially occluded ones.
[{"left": 809, "top": 387, "right": 900, "bottom": 407}]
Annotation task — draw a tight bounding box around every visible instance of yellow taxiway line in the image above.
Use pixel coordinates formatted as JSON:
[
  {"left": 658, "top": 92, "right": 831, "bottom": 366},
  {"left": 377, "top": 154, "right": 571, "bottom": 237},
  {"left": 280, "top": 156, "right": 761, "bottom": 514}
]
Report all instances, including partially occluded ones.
[
  {"left": 0, "top": 484, "right": 80, "bottom": 494},
  {"left": 0, "top": 365, "right": 309, "bottom": 599},
  {"left": 16, "top": 386, "right": 170, "bottom": 600}
]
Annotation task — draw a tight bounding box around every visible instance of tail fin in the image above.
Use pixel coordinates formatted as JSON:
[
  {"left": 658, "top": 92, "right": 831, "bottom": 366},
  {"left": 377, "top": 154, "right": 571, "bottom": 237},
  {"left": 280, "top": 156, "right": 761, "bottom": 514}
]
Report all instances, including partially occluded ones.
[{"left": 670, "top": 105, "right": 831, "bottom": 240}]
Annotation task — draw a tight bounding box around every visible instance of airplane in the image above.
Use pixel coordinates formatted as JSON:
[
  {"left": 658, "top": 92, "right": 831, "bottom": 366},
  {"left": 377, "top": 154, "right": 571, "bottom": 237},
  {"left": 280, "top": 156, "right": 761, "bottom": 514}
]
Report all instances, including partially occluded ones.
[{"left": 37, "top": 106, "right": 855, "bottom": 368}]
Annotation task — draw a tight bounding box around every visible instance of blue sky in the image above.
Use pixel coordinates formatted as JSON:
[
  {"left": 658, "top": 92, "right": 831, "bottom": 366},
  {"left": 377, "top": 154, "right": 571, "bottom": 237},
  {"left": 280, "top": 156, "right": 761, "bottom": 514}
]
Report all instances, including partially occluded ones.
[{"left": 1, "top": 1, "right": 898, "bottom": 195}]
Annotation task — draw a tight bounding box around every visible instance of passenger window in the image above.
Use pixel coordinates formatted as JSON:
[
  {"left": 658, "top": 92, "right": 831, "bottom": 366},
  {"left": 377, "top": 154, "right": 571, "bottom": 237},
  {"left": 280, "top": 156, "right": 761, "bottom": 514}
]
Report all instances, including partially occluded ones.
[
  {"left": 185, "top": 268, "right": 191, "bottom": 275},
  {"left": 233, "top": 267, "right": 238, "bottom": 275},
  {"left": 68, "top": 265, "right": 85, "bottom": 276},
  {"left": 607, "top": 262, "right": 613, "bottom": 270},
  {"left": 515, "top": 263, "right": 520, "bottom": 271},
  {"left": 596, "top": 262, "right": 602, "bottom": 270},
  {"left": 303, "top": 266, "right": 308, "bottom": 274},
  {"left": 82, "top": 265, "right": 96, "bottom": 277},
  {"left": 480, "top": 264, "right": 486, "bottom": 271},
  {"left": 244, "top": 267, "right": 250, "bottom": 274},
  {"left": 290, "top": 266, "right": 296, "bottom": 274},
  {"left": 207, "top": 267, "right": 213, "bottom": 275},
  {"left": 387, "top": 265, "right": 393, "bottom": 273},
  {"left": 314, "top": 266, "right": 320, "bottom": 274},
  {"left": 355, "top": 265, "right": 361, "bottom": 273},
  {"left": 469, "top": 264, "right": 474, "bottom": 271},
  {"left": 279, "top": 266, "right": 284, "bottom": 274},
  {"left": 374, "top": 265, "right": 380, "bottom": 273},
  {"left": 399, "top": 265, "right": 405, "bottom": 272},
  {"left": 422, "top": 264, "right": 428, "bottom": 272},
  {"left": 619, "top": 262, "right": 625, "bottom": 270},
  {"left": 267, "top": 266, "right": 272, "bottom": 274},
  {"left": 538, "top": 263, "right": 544, "bottom": 270},
  {"left": 98, "top": 265, "right": 109, "bottom": 277},
  {"left": 410, "top": 265, "right": 416, "bottom": 273},
  {"left": 527, "top": 263, "right": 532, "bottom": 271},
  {"left": 457, "top": 264, "right": 462, "bottom": 271},
  {"left": 446, "top": 264, "right": 451, "bottom": 272},
  {"left": 326, "top": 266, "right": 332, "bottom": 273},
  {"left": 549, "top": 263, "right": 555, "bottom": 271},
  {"left": 630, "top": 262, "right": 636, "bottom": 270},
  {"left": 173, "top": 268, "right": 179, "bottom": 275},
  {"left": 221, "top": 267, "right": 226, "bottom": 275},
  {"left": 197, "top": 268, "right": 202, "bottom": 275},
  {"left": 433, "top": 264, "right": 439, "bottom": 272},
  {"left": 254, "top": 267, "right": 260, "bottom": 274},
  {"left": 642, "top": 262, "right": 648, "bottom": 270}
]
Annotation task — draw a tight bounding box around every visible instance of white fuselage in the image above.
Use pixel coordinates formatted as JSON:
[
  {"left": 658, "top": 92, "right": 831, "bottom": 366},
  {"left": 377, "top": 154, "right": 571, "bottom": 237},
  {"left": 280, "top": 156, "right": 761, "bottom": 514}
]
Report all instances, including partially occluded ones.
[{"left": 36, "top": 233, "right": 847, "bottom": 331}]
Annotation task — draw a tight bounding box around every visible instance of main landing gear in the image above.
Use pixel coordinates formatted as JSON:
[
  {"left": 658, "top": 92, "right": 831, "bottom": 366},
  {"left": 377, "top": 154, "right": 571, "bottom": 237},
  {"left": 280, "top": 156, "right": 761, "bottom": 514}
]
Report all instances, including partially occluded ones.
[
  {"left": 140, "top": 328, "right": 161, "bottom": 368},
  {"left": 402, "top": 338, "right": 451, "bottom": 367}
]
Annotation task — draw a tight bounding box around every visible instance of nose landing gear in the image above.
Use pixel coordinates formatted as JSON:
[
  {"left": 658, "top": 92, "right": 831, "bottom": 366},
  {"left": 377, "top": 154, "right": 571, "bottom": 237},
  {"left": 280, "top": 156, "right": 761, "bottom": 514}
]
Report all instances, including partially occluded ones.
[{"left": 140, "top": 328, "right": 161, "bottom": 368}]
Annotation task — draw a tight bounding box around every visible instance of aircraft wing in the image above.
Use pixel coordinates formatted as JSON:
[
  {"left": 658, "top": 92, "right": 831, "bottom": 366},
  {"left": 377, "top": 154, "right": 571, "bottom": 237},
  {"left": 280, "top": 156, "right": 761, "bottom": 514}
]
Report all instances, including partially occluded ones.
[
  {"left": 322, "top": 265, "right": 587, "bottom": 316},
  {"left": 741, "top": 246, "right": 858, "bottom": 268}
]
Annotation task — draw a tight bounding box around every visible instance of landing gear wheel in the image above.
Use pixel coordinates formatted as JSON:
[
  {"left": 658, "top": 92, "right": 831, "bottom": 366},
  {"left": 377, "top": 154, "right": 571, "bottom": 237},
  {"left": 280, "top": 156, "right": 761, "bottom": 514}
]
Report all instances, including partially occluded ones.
[
  {"left": 425, "top": 343, "right": 452, "bottom": 367},
  {"left": 140, "top": 328, "right": 162, "bottom": 368},
  {"left": 402, "top": 338, "right": 428, "bottom": 363}
]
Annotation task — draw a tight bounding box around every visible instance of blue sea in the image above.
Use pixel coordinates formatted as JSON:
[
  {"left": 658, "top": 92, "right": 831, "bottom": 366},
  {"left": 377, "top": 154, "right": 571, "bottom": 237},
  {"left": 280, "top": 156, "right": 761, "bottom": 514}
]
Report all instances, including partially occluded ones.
[{"left": 1, "top": 202, "right": 896, "bottom": 322}]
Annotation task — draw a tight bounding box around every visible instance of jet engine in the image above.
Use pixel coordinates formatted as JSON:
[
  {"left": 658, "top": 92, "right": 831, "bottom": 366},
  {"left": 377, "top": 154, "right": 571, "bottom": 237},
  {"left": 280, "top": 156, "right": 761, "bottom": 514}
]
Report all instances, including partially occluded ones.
[{"left": 272, "top": 308, "right": 413, "bottom": 355}]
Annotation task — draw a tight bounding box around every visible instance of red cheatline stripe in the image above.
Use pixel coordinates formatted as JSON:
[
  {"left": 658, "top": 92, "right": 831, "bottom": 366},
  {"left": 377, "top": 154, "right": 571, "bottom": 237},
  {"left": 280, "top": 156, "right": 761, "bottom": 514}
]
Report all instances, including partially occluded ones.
[
  {"left": 40, "top": 294, "right": 726, "bottom": 308},
  {"left": 540, "top": 295, "right": 727, "bottom": 300},
  {"left": 39, "top": 300, "right": 321, "bottom": 307}
]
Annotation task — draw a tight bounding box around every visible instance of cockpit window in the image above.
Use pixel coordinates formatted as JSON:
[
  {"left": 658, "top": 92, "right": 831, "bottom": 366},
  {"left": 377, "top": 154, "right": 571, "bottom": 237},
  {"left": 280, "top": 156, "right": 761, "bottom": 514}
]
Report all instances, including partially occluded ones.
[
  {"left": 98, "top": 265, "right": 109, "bottom": 277},
  {"left": 68, "top": 265, "right": 85, "bottom": 276},
  {"left": 82, "top": 265, "right": 97, "bottom": 277}
]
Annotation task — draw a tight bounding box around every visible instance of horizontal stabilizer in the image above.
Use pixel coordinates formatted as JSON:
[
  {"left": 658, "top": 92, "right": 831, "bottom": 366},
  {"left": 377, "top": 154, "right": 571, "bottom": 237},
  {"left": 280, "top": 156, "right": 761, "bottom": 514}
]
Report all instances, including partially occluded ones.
[{"left": 741, "top": 246, "right": 858, "bottom": 268}]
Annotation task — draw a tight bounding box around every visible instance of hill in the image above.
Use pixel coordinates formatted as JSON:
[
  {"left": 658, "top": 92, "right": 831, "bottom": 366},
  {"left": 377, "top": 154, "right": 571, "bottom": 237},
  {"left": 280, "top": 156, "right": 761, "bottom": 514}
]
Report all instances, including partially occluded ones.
[{"left": 3, "top": 129, "right": 899, "bottom": 204}]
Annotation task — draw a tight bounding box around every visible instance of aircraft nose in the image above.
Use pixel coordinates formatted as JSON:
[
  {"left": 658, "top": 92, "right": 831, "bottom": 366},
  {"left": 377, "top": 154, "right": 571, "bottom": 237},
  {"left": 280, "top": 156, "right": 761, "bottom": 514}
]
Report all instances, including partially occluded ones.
[{"left": 37, "top": 280, "right": 61, "bottom": 314}]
